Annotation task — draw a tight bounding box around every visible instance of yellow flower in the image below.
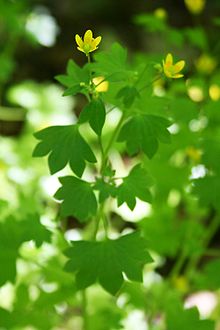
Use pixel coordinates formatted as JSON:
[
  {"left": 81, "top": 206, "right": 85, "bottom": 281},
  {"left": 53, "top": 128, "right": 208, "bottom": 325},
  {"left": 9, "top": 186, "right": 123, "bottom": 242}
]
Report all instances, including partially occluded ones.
[
  {"left": 195, "top": 54, "right": 217, "bottom": 75},
  {"left": 162, "top": 53, "right": 185, "bottom": 79},
  {"left": 75, "top": 30, "right": 101, "bottom": 55},
  {"left": 209, "top": 84, "right": 220, "bottom": 101},
  {"left": 92, "top": 76, "right": 109, "bottom": 92},
  {"left": 186, "top": 146, "right": 202, "bottom": 162},
  {"left": 184, "top": 0, "right": 206, "bottom": 14},
  {"left": 154, "top": 8, "right": 167, "bottom": 20}
]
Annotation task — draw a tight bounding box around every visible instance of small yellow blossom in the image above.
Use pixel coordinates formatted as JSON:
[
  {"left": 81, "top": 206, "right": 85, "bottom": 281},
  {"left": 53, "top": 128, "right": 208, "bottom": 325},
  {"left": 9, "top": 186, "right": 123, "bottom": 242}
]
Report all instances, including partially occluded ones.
[
  {"left": 75, "top": 30, "right": 101, "bottom": 55},
  {"left": 184, "top": 0, "right": 206, "bottom": 14},
  {"left": 209, "top": 84, "right": 220, "bottom": 101},
  {"left": 173, "top": 276, "right": 189, "bottom": 294},
  {"left": 162, "top": 53, "right": 185, "bottom": 79},
  {"left": 186, "top": 146, "right": 202, "bottom": 162},
  {"left": 154, "top": 8, "right": 167, "bottom": 20},
  {"left": 195, "top": 54, "right": 217, "bottom": 75},
  {"left": 92, "top": 76, "right": 109, "bottom": 92}
]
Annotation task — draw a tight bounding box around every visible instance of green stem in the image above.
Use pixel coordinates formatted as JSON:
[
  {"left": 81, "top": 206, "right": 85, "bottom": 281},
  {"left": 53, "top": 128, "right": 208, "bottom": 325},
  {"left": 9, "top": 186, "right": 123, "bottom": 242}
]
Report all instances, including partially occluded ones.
[
  {"left": 169, "top": 250, "right": 187, "bottom": 280},
  {"left": 138, "top": 74, "right": 162, "bottom": 93},
  {"left": 92, "top": 203, "right": 104, "bottom": 241},
  {"left": 101, "top": 112, "right": 126, "bottom": 173},
  {"left": 185, "top": 216, "right": 220, "bottom": 276}
]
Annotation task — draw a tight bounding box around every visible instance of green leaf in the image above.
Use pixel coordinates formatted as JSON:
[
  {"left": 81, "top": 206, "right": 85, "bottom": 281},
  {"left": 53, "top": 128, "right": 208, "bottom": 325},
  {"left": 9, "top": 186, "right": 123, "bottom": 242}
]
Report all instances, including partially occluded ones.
[
  {"left": 118, "top": 114, "right": 171, "bottom": 158},
  {"left": 134, "top": 13, "right": 167, "bottom": 32},
  {"left": 201, "top": 138, "right": 220, "bottom": 174},
  {"left": 0, "top": 308, "right": 12, "bottom": 328},
  {"left": 193, "top": 174, "right": 220, "bottom": 211},
  {"left": 65, "top": 231, "right": 153, "bottom": 295},
  {"left": 197, "top": 259, "right": 220, "bottom": 290},
  {"left": 22, "top": 214, "right": 51, "bottom": 248},
  {"left": 117, "top": 86, "right": 139, "bottom": 108},
  {"left": 33, "top": 125, "right": 97, "bottom": 177},
  {"left": 166, "top": 304, "right": 214, "bottom": 330},
  {"left": 140, "top": 209, "right": 182, "bottom": 257},
  {"left": 92, "top": 43, "right": 129, "bottom": 82},
  {"left": 55, "top": 59, "right": 90, "bottom": 95},
  {"left": 184, "top": 27, "right": 208, "bottom": 50},
  {"left": 54, "top": 176, "right": 97, "bottom": 222},
  {"left": 62, "top": 84, "right": 82, "bottom": 96},
  {"left": 117, "top": 164, "right": 153, "bottom": 210},
  {"left": 79, "top": 98, "right": 106, "bottom": 136},
  {"left": 93, "top": 178, "right": 116, "bottom": 203},
  {"left": 0, "top": 215, "right": 51, "bottom": 286}
]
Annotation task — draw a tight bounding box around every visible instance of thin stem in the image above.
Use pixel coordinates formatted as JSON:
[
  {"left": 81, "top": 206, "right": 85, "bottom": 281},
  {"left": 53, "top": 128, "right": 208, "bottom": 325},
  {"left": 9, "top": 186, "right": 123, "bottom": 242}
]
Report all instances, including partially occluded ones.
[
  {"left": 138, "top": 74, "right": 162, "bottom": 93},
  {"left": 135, "top": 63, "right": 150, "bottom": 87},
  {"left": 185, "top": 216, "right": 220, "bottom": 276},
  {"left": 98, "top": 135, "right": 104, "bottom": 158},
  {"left": 102, "top": 213, "right": 108, "bottom": 238},
  {"left": 87, "top": 53, "right": 91, "bottom": 64},
  {"left": 92, "top": 203, "right": 104, "bottom": 241},
  {"left": 106, "top": 105, "right": 117, "bottom": 114},
  {"left": 169, "top": 250, "right": 187, "bottom": 280},
  {"left": 101, "top": 112, "right": 126, "bottom": 174}
]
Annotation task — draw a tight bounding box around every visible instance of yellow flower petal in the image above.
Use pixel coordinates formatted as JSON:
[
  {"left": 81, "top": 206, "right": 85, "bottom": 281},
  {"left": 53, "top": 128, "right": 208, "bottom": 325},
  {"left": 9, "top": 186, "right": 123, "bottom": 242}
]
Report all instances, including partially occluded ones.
[
  {"left": 166, "top": 53, "right": 173, "bottom": 65},
  {"left": 93, "top": 36, "right": 102, "bottom": 47},
  {"left": 77, "top": 47, "right": 84, "bottom": 53},
  {"left": 75, "top": 34, "right": 83, "bottom": 48},
  {"left": 84, "top": 30, "right": 93, "bottom": 43},
  {"left": 174, "top": 60, "right": 185, "bottom": 72},
  {"left": 162, "top": 53, "right": 185, "bottom": 79},
  {"left": 75, "top": 30, "right": 102, "bottom": 55},
  {"left": 172, "top": 74, "right": 184, "bottom": 78}
]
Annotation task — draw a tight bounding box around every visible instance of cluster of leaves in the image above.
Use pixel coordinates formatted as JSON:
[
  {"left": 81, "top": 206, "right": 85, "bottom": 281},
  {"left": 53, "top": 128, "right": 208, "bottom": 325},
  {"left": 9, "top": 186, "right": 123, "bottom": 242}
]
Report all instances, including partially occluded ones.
[
  {"left": 31, "top": 21, "right": 220, "bottom": 327},
  {"left": 33, "top": 41, "right": 172, "bottom": 296}
]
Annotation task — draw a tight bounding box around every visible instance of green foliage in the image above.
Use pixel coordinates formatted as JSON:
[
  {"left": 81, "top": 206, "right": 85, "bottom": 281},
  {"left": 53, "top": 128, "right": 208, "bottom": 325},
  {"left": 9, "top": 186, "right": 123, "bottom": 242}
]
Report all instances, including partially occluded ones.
[
  {"left": 79, "top": 98, "right": 106, "bottom": 135},
  {"left": 166, "top": 304, "right": 215, "bottom": 330},
  {"left": 118, "top": 114, "right": 171, "bottom": 158},
  {"left": 0, "top": 215, "right": 51, "bottom": 286},
  {"left": 54, "top": 176, "right": 97, "bottom": 221},
  {"left": 55, "top": 59, "right": 90, "bottom": 96},
  {"left": 117, "top": 164, "right": 153, "bottom": 210},
  {"left": 65, "top": 232, "right": 152, "bottom": 294},
  {"left": 117, "top": 86, "right": 140, "bottom": 108},
  {"left": 193, "top": 175, "right": 220, "bottom": 211},
  {"left": 197, "top": 259, "right": 220, "bottom": 290},
  {"left": 33, "top": 125, "right": 97, "bottom": 176},
  {"left": 92, "top": 43, "right": 130, "bottom": 82}
]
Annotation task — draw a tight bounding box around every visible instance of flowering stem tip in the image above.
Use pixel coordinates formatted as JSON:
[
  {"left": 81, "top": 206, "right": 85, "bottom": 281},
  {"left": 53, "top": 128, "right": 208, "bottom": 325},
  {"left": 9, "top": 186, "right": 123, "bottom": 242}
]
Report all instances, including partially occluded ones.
[
  {"left": 163, "top": 53, "right": 185, "bottom": 79},
  {"left": 75, "top": 30, "right": 102, "bottom": 56}
]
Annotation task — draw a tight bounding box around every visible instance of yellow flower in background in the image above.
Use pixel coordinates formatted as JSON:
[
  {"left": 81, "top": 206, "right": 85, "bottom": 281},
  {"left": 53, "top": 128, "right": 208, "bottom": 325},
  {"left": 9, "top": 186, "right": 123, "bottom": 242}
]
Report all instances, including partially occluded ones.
[
  {"left": 75, "top": 30, "right": 102, "bottom": 55},
  {"left": 184, "top": 0, "right": 206, "bottom": 14},
  {"left": 173, "top": 276, "right": 189, "bottom": 294},
  {"left": 209, "top": 84, "right": 220, "bottom": 101},
  {"left": 186, "top": 146, "right": 202, "bottom": 163},
  {"left": 92, "top": 76, "right": 109, "bottom": 93},
  {"left": 162, "top": 53, "right": 185, "bottom": 79},
  {"left": 154, "top": 8, "right": 167, "bottom": 20},
  {"left": 195, "top": 54, "right": 217, "bottom": 75}
]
